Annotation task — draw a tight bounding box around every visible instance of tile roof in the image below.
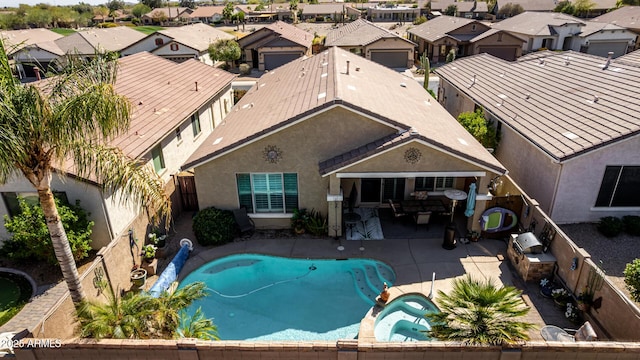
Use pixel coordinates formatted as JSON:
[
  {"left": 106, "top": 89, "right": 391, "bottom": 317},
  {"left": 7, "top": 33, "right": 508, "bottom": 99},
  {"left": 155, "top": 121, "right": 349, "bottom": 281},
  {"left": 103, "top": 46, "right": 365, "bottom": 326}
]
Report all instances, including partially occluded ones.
[
  {"left": 496, "top": 0, "right": 557, "bottom": 11},
  {"left": 54, "top": 27, "right": 147, "bottom": 55},
  {"left": 325, "top": 19, "right": 416, "bottom": 47},
  {"left": 408, "top": 15, "right": 477, "bottom": 42},
  {"left": 589, "top": 0, "right": 618, "bottom": 10},
  {"left": 302, "top": 3, "right": 352, "bottom": 14},
  {"left": 144, "top": 7, "right": 190, "bottom": 17},
  {"left": 592, "top": 5, "right": 640, "bottom": 31},
  {"left": 456, "top": 1, "right": 489, "bottom": 12},
  {"left": 0, "top": 28, "right": 63, "bottom": 55},
  {"left": 264, "top": 21, "right": 314, "bottom": 48},
  {"left": 189, "top": 6, "right": 225, "bottom": 17},
  {"left": 158, "top": 23, "right": 235, "bottom": 52},
  {"left": 183, "top": 46, "right": 505, "bottom": 174},
  {"left": 618, "top": 48, "right": 640, "bottom": 64},
  {"left": 435, "top": 51, "right": 640, "bottom": 162},
  {"left": 111, "top": 52, "right": 236, "bottom": 159},
  {"left": 492, "top": 11, "right": 585, "bottom": 36},
  {"left": 580, "top": 21, "right": 629, "bottom": 37}
]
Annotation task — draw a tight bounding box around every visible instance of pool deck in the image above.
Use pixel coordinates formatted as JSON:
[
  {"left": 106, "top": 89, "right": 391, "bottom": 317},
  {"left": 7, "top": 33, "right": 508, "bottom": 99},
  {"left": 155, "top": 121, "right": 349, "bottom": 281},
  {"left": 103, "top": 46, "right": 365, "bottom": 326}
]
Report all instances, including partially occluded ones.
[{"left": 170, "top": 213, "right": 571, "bottom": 342}]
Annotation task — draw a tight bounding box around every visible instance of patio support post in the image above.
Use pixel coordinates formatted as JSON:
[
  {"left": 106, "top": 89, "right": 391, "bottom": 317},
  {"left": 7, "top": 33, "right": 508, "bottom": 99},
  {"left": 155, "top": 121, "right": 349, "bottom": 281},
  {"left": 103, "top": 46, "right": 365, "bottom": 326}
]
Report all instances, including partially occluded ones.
[{"left": 328, "top": 174, "right": 343, "bottom": 238}]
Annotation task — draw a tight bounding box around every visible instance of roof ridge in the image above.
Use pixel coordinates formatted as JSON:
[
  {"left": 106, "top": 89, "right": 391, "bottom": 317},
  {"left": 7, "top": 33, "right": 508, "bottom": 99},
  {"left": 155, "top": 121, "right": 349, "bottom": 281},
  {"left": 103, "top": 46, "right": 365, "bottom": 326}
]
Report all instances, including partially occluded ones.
[{"left": 331, "top": 47, "right": 342, "bottom": 102}]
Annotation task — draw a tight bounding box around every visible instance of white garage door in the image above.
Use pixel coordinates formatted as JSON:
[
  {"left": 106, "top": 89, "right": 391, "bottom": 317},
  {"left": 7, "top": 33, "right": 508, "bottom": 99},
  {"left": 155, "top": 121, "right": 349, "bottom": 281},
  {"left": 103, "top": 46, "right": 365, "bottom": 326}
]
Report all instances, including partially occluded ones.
[{"left": 587, "top": 42, "right": 629, "bottom": 58}]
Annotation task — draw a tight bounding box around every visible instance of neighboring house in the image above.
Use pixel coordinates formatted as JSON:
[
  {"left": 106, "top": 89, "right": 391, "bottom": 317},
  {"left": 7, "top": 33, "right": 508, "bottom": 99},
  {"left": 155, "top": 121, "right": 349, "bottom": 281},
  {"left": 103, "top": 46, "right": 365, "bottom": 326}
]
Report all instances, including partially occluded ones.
[
  {"left": 495, "top": 0, "right": 557, "bottom": 13},
  {"left": 618, "top": 48, "right": 640, "bottom": 63},
  {"left": 325, "top": 19, "right": 416, "bottom": 68},
  {"left": 367, "top": 4, "right": 420, "bottom": 22},
  {"left": 11, "top": 27, "right": 146, "bottom": 80},
  {"left": 92, "top": 10, "right": 132, "bottom": 23},
  {"left": 301, "top": 4, "right": 362, "bottom": 21},
  {"left": 492, "top": 12, "right": 635, "bottom": 56},
  {"left": 435, "top": 51, "right": 640, "bottom": 224},
  {"left": 591, "top": 6, "right": 640, "bottom": 48},
  {"left": 0, "top": 52, "right": 236, "bottom": 249},
  {"left": 582, "top": 0, "right": 618, "bottom": 17},
  {"left": 237, "top": 21, "right": 313, "bottom": 71},
  {"left": 181, "top": 47, "right": 506, "bottom": 237},
  {"left": 121, "top": 23, "right": 235, "bottom": 65},
  {"left": 0, "top": 28, "right": 62, "bottom": 57},
  {"left": 430, "top": 0, "right": 490, "bottom": 19},
  {"left": 408, "top": 15, "right": 524, "bottom": 62},
  {"left": 142, "top": 7, "right": 194, "bottom": 25},
  {"left": 188, "top": 6, "right": 226, "bottom": 23}
]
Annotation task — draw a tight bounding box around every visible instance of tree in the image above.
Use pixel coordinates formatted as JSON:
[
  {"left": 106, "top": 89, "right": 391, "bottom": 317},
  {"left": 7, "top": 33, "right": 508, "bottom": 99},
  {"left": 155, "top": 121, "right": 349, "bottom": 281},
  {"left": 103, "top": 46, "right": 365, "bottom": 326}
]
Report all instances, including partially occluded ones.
[
  {"left": 77, "top": 282, "right": 212, "bottom": 339},
  {"left": 93, "top": 6, "right": 109, "bottom": 22},
  {"left": 179, "top": 0, "right": 197, "bottom": 9},
  {"left": 456, "top": 108, "right": 499, "bottom": 150},
  {"left": 142, "top": 0, "right": 164, "bottom": 9},
  {"left": 1, "top": 197, "right": 93, "bottom": 264},
  {"left": 208, "top": 39, "right": 241, "bottom": 69},
  {"left": 444, "top": 4, "right": 457, "bottom": 15},
  {"left": 72, "top": 2, "right": 94, "bottom": 14},
  {"left": 554, "top": 1, "right": 575, "bottom": 14},
  {"left": 132, "top": 3, "right": 151, "bottom": 19},
  {"left": 497, "top": 3, "right": 524, "bottom": 18},
  {"left": 107, "top": 0, "right": 125, "bottom": 21},
  {"left": 573, "top": 0, "right": 595, "bottom": 17},
  {"left": 290, "top": 0, "right": 299, "bottom": 23},
  {"left": 426, "top": 275, "right": 534, "bottom": 345},
  {"left": 0, "top": 40, "right": 171, "bottom": 305},
  {"left": 445, "top": 48, "right": 456, "bottom": 63},
  {"left": 176, "top": 308, "right": 219, "bottom": 340},
  {"left": 237, "top": 11, "right": 245, "bottom": 31},
  {"left": 151, "top": 10, "right": 168, "bottom": 25},
  {"left": 223, "top": 2, "right": 234, "bottom": 24},
  {"left": 413, "top": 15, "right": 427, "bottom": 25}
]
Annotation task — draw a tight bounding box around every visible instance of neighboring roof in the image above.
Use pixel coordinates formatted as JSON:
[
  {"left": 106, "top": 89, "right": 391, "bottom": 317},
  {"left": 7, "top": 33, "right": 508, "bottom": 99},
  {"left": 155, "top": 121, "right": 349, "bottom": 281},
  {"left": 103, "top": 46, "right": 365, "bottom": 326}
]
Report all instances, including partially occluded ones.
[
  {"left": 157, "top": 23, "right": 234, "bottom": 52},
  {"left": 325, "top": 19, "right": 416, "bottom": 47},
  {"left": 264, "top": 21, "right": 314, "bottom": 48},
  {"left": 496, "top": 0, "right": 557, "bottom": 11},
  {"left": 54, "top": 27, "right": 147, "bottom": 55},
  {"left": 408, "top": 15, "right": 476, "bottom": 42},
  {"left": 144, "top": 7, "right": 191, "bottom": 18},
  {"left": 112, "top": 52, "right": 236, "bottom": 159},
  {"left": 618, "top": 48, "right": 640, "bottom": 64},
  {"left": 587, "top": 0, "right": 618, "bottom": 10},
  {"left": 492, "top": 11, "right": 585, "bottom": 36},
  {"left": 189, "top": 6, "right": 225, "bottom": 18},
  {"left": 183, "top": 47, "right": 505, "bottom": 174},
  {"left": 0, "top": 28, "right": 63, "bottom": 55},
  {"left": 456, "top": 1, "right": 489, "bottom": 13},
  {"left": 592, "top": 6, "right": 640, "bottom": 31},
  {"left": 435, "top": 51, "right": 640, "bottom": 162},
  {"left": 580, "top": 21, "right": 630, "bottom": 37},
  {"left": 302, "top": 3, "right": 352, "bottom": 14}
]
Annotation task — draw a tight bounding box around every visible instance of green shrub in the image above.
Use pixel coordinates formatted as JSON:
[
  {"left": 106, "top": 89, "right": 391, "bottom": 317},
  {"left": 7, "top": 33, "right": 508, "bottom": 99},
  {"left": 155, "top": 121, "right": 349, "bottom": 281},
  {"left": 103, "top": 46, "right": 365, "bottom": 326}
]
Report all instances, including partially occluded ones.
[
  {"left": 624, "top": 259, "right": 640, "bottom": 302},
  {"left": 192, "top": 207, "right": 236, "bottom": 246},
  {"left": 623, "top": 215, "right": 640, "bottom": 236},
  {"left": 306, "top": 209, "right": 327, "bottom": 236},
  {"left": 1, "top": 197, "right": 93, "bottom": 264},
  {"left": 597, "top": 216, "right": 624, "bottom": 237},
  {"left": 239, "top": 63, "right": 251, "bottom": 75}
]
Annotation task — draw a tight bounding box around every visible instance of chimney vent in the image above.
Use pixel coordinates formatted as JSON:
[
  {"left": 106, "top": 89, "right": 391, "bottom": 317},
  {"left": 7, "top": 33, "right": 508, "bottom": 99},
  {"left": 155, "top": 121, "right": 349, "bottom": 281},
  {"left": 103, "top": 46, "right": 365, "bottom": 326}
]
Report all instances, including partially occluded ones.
[
  {"left": 603, "top": 52, "right": 614, "bottom": 70},
  {"left": 195, "top": 81, "right": 198, "bottom": 91},
  {"left": 346, "top": 60, "right": 350, "bottom": 75}
]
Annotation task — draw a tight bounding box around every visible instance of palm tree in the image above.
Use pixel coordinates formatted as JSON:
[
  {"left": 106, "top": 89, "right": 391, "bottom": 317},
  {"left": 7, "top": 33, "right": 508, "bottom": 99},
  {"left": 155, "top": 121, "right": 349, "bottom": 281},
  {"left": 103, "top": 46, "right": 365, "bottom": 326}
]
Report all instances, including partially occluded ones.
[
  {"left": 77, "top": 282, "right": 211, "bottom": 339},
  {"left": 176, "top": 308, "right": 219, "bottom": 340},
  {"left": 426, "top": 275, "right": 535, "bottom": 345},
  {"left": 0, "top": 39, "right": 171, "bottom": 305}
]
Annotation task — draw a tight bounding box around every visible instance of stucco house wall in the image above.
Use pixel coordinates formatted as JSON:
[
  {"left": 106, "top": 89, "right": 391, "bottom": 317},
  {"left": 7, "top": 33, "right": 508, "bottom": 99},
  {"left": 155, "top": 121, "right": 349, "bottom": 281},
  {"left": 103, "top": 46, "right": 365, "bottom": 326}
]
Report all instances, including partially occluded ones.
[
  {"left": 551, "top": 134, "right": 640, "bottom": 223},
  {"left": 121, "top": 33, "right": 174, "bottom": 56},
  {"left": 438, "top": 79, "right": 476, "bottom": 118},
  {"left": 193, "top": 106, "right": 394, "bottom": 228},
  {"left": 472, "top": 32, "right": 524, "bottom": 58}
]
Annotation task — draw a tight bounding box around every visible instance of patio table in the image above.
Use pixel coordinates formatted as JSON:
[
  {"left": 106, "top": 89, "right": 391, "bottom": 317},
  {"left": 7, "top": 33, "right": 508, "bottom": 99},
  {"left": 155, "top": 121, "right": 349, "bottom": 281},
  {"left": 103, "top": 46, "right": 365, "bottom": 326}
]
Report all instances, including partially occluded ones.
[{"left": 400, "top": 199, "right": 447, "bottom": 215}]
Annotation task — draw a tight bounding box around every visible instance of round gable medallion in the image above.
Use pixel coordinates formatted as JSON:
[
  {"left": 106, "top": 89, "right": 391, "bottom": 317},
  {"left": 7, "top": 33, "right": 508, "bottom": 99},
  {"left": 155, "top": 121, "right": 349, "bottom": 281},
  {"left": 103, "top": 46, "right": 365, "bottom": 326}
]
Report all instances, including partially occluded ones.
[
  {"left": 404, "top": 147, "right": 422, "bottom": 164},
  {"left": 263, "top": 145, "right": 282, "bottom": 164}
]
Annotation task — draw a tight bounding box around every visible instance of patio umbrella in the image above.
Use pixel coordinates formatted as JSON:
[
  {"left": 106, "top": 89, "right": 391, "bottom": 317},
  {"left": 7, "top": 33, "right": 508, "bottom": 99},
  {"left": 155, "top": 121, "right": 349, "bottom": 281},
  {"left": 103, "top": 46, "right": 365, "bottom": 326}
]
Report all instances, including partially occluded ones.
[{"left": 464, "top": 182, "right": 477, "bottom": 217}]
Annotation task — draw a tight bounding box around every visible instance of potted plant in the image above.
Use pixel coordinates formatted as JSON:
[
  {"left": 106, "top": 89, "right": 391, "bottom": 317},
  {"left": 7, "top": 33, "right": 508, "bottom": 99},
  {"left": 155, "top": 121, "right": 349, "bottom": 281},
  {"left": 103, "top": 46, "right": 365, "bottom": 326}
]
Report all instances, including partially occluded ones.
[
  {"left": 539, "top": 278, "right": 553, "bottom": 298},
  {"left": 290, "top": 208, "right": 308, "bottom": 235},
  {"left": 148, "top": 232, "right": 167, "bottom": 248},
  {"left": 468, "top": 230, "right": 480, "bottom": 242},
  {"left": 577, "top": 291, "right": 593, "bottom": 312},
  {"left": 552, "top": 288, "right": 569, "bottom": 308},
  {"left": 141, "top": 244, "right": 157, "bottom": 262},
  {"left": 565, "top": 302, "right": 580, "bottom": 324},
  {"left": 130, "top": 267, "right": 147, "bottom": 287}
]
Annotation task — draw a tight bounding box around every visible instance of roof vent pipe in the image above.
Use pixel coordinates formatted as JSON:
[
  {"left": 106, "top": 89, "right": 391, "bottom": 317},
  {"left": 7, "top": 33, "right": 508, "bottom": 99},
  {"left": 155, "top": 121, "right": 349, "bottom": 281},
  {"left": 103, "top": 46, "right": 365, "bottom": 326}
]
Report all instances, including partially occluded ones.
[
  {"left": 346, "top": 60, "right": 350, "bottom": 75},
  {"left": 195, "top": 81, "right": 198, "bottom": 91},
  {"left": 603, "top": 51, "right": 614, "bottom": 70}
]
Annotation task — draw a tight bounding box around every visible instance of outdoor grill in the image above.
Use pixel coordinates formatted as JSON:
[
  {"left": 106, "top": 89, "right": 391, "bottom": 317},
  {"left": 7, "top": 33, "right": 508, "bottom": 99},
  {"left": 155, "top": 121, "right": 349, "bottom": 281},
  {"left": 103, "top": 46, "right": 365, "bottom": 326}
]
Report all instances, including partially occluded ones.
[{"left": 512, "top": 232, "right": 543, "bottom": 254}]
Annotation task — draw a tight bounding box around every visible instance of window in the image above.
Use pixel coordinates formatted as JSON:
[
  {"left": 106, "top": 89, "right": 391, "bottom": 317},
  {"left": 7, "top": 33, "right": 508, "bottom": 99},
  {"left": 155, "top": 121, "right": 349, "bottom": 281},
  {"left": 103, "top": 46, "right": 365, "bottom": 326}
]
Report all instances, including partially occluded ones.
[
  {"left": 595, "top": 166, "right": 640, "bottom": 207},
  {"left": 383, "top": 178, "right": 405, "bottom": 201},
  {"left": 191, "top": 113, "right": 201, "bottom": 137},
  {"left": 176, "top": 127, "right": 182, "bottom": 142},
  {"left": 236, "top": 173, "right": 298, "bottom": 213},
  {"left": 170, "top": 43, "right": 179, "bottom": 51},
  {"left": 415, "top": 177, "right": 455, "bottom": 191},
  {"left": 497, "top": 33, "right": 503, "bottom": 42},
  {"left": 151, "top": 145, "right": 165, "bottom": 173},
  {"left": 155, "top": 38, "right": 164, "bottom": 46},
  {"left": 2, "top": 192, "right": 68, "bottom": 217}
]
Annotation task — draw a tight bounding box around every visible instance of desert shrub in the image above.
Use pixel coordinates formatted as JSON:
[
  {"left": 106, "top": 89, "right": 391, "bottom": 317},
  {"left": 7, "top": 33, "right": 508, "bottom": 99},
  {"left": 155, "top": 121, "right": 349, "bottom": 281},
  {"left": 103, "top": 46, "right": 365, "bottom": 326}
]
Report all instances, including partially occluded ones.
[
  {"left": 306, "top": 209, "right": 327, "bottom": 236},
  {"left": 413, "top": 15, "right": 427, "bottom": 25},
  {"left": 623, "top": 215, "right": 640, "bottom": 236},
  {"left": 1, "top": 197, "right": 93, "bottom": 264},
  {"left": 597, "top": 216, "right": 624, "bottom": 237},
  {"left": 192, "top": 207, "right": 236, "bottom": 246},
  {"left": 238, "top": 63, "right": 251, "bottom": 75},
  {"left": 624, "top": 259, "right": 640, "bottom": 302}
]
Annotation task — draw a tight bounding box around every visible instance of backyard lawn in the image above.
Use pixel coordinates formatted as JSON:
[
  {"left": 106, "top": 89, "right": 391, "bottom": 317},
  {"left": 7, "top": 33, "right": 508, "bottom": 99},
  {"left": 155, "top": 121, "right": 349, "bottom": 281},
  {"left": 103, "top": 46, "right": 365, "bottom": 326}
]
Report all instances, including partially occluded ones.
[
  {"left": 51, "top": 28, "right": 76, "bottom": 36},
  {"left": 134, "top": 25, "right": 164, "bottom": 35}
]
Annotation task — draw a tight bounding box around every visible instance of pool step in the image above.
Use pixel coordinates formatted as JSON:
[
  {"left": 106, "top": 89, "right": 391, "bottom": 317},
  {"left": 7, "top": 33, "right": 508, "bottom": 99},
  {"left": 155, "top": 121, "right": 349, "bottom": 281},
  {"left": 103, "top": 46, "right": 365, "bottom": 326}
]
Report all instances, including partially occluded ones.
[{"left": 350, "top": 268, "right": 379, "bottom": 305}]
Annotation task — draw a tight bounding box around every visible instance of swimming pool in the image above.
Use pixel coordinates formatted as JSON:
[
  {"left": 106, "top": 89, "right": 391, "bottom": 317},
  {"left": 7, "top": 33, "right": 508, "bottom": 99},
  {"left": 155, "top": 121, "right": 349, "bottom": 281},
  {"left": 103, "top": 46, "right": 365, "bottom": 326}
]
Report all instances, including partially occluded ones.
[
  {"left": 374, "top": 293, "right": 439, "bottom": 342},
  {"left": 179, "top": 254, "right": 395, "bottom": 341}
]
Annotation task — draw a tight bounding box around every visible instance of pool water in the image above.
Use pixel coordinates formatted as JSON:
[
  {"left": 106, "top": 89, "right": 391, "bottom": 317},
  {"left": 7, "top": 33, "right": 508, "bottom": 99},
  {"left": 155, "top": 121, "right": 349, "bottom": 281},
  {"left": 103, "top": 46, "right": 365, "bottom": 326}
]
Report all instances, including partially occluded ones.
[
  {"left": 374, "top": 294, "right": 439, "bottom": 342},
  {"left": 179, "top": 254, "right": 395, "bottom": 341}
]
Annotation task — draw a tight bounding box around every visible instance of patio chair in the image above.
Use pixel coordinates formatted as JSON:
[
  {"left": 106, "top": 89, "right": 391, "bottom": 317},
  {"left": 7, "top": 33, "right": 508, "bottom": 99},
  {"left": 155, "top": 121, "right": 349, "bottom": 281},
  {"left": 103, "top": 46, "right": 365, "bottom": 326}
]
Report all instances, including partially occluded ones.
[
  {"left": 540, "top": 321, "right": 597, "bottom": 342},
  {"left": 233, "top": 207, "right": 255, "bottom": 237},
  {"left": 414, "top": 211, "right": 432, "bottom": 231},
  {"left": 388, "top": 199, "right": 407, "bottom": 221}
]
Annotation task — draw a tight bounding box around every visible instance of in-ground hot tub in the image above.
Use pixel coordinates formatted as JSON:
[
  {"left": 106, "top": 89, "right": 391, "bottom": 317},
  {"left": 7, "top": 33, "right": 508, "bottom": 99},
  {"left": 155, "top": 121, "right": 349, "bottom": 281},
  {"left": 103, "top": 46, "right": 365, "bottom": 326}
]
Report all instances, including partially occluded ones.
[
  {"left": 374, "top": 293, "right": 439, "bottom": 342},
  {"left": 0, "top": 268, "right": 36, "bottom": 325}
]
